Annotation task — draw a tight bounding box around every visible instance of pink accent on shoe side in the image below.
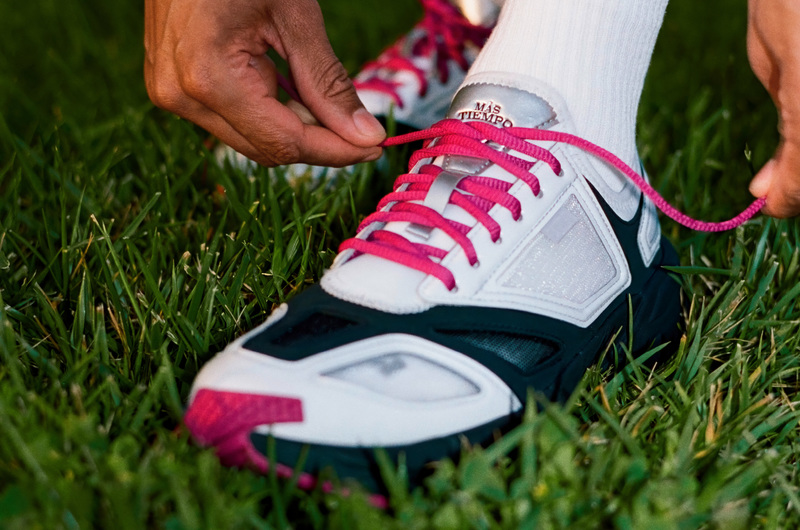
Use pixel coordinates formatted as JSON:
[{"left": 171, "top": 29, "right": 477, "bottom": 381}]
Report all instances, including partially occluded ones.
[
  {"left": 184, "top": 389, "right": 388, "bottom": 509},
  {"left": 353, "top": 0, "right": 492, "bottom": 106},
  {"left": 339, "top": 119, "right": 766, "bottom": 291},
  {"left": 185, "top": 389, "right": 303, "bottom": 446}
]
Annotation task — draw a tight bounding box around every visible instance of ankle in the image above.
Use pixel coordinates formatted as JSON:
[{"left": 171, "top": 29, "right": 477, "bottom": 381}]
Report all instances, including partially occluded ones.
[{"left": 468, "top": 0, "right": 668, "bottom": 167}]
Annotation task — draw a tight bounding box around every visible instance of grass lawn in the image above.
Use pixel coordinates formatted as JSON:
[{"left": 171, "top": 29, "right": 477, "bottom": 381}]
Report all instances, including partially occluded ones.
[{"left": 2, "top": 0, "right": 799, "bottom": 527}]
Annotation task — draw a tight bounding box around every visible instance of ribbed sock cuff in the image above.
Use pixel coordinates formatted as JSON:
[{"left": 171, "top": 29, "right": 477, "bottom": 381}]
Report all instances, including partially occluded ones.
[{"left": 469, "top": 0, "right": 668, "bottom": 168}]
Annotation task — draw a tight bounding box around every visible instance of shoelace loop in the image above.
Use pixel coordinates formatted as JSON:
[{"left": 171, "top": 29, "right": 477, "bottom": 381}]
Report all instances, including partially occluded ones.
[
  {"left": 339, "top": 119, "right": 767, "bottom": 291},
  {"left": 353, "top": 0, "right": 491, "bottom": 108}
]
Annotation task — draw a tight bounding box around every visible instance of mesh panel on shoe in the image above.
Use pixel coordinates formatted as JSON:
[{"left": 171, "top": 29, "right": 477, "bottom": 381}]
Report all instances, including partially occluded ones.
[
  {"left": 498, "top": 195, "right": 617, "bottom": 305},
  {"left": 322, "top": 353, "right": 480, "bottom": 402},
  {"left": 438, "top": 329, "right": 558, "bottom": 375},
  {"left": 272, "top": 313, "right": 356, "bottom": 346}
]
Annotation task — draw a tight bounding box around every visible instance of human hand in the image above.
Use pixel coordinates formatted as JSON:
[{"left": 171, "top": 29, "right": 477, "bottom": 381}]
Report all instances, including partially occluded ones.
[
  {"left": 747, "top": 0, "right": 800, "bottom": 218},
  {"left": 144, "top": 0, "right": 385, "bottom": 167}
]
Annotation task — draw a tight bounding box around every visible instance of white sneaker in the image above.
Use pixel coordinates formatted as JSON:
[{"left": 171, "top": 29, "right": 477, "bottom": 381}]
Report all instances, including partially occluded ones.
[
  {"left": 185, "top": 72, "right": 684, "bottom": 493},
  {"left": 354, "top": 0, "right": 494, "bottom": 130}
]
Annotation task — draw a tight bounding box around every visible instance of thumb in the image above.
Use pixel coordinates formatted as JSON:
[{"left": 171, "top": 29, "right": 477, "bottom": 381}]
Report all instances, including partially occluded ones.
[
  {"left": 277, "top": 2, "right": 385, "bottom": 148},
  {"left": 749, "top": 159, "right": 774, "bottom": 199},
  {"left": 750, "top": 141, "right": 800, "bottom": 218}
]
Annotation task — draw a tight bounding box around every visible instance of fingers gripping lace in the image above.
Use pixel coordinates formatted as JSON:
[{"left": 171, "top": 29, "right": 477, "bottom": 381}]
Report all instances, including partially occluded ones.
[
  {"left": 339, "top": 119, "right": 767, "bottom": 291},
  {"left": 353, "top": 0, "right": 492, "bottom": 108}
]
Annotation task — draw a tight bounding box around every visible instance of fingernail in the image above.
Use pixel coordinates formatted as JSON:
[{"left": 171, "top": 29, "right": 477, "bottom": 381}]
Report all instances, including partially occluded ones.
[
  {"left": 287, "top": 100, "right": 318, "bottom": 126},
  {"left": 361, "top": 148, "right": 383, "bottom": 163},
  {"left": 749, "top": 160, "right": 774, "bottom": 197},
  {"left": 353, "top": 108, "right": 385, "bottom": 140}
]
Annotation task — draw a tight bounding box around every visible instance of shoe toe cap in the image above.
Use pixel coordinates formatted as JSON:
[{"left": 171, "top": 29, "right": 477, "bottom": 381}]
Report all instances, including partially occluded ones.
[{"left": 187, "top": 334, "right": 521, "bottom": 448}]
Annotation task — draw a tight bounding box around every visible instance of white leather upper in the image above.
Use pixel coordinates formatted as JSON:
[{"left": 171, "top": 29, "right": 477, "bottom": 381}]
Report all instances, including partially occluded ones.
[{"left": 323, "top": 73, "right": 654, "bottom": 327}]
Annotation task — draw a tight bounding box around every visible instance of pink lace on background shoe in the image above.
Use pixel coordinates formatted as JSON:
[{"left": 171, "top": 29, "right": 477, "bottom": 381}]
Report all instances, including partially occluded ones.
[
  {"left": 339, "top": 119, "right": 767, "bottom": 291},
  {"left": 353, "top": 0, "right": 492, "bottom": 108}
]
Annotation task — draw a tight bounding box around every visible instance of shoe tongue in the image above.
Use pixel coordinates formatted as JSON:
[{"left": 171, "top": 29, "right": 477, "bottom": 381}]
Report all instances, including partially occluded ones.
[
  {"left": 446, "top": 82, "right": 558, "bottom": 130},
  {"left": 440, "top": 82, "right": 559, "bottom": 176}
]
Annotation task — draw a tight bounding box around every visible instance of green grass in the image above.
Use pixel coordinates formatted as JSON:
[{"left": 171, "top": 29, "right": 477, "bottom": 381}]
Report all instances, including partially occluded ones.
[{"left": 1, "top": 0, "right": 799, "bottom": 528}]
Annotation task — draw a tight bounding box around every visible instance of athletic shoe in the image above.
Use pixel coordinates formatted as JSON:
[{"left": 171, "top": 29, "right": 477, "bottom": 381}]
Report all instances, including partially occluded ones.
[
  {"left": 354, "top": 0, "right": 493, "bottom": 130},
  {"left": 185, "top": 71, "right": 684, "bottom": 493}
]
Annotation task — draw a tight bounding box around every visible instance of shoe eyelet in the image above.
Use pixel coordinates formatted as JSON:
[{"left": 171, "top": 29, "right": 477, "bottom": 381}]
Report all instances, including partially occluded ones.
[
  {"left": 494, "top": 237, "right": 503, "bottom": 245},
  {"left": 472, "top": 260, "right": 480, "bottom": 269},
  {"left": 515, "top": 213, "right": 523, "bottom": 222},
  {"left": 450, "top": 285, "right": 459, "bottom": 294}
]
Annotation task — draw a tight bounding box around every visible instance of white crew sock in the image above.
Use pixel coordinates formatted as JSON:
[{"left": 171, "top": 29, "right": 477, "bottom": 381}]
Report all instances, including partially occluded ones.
[{"left": 467, "top": 0, "right": 668, "bottom": 170}]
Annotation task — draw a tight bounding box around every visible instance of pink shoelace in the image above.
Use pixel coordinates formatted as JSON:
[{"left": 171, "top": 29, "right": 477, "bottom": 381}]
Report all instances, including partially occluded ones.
[
  {"left": 353, "top": 0, "right": 492, "bottom": 108},
  {"left": 339, "top": 119, "right": 767, "bottom": 291}
]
